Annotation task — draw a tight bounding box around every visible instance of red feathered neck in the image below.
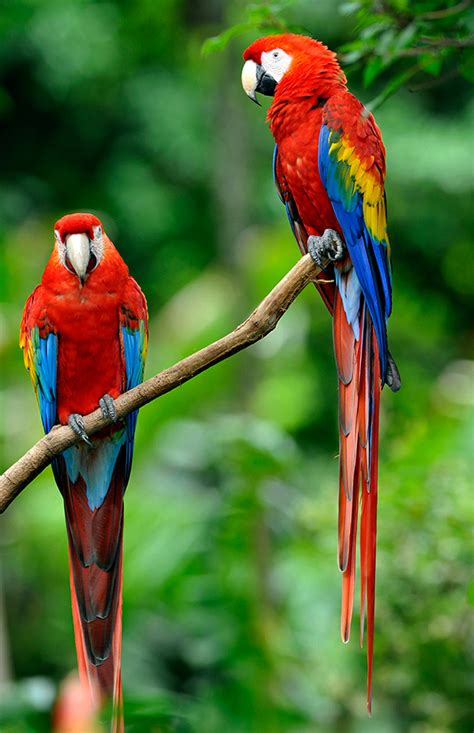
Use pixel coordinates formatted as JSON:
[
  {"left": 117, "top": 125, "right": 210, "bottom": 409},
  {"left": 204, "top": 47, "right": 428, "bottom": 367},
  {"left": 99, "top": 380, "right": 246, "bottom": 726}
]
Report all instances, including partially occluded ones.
[
  {"left": 244, "top": 34, "right": 347, "bottom": 135},
  {"left": 55, "top": 212, "right": 102, "bottom": 241}
]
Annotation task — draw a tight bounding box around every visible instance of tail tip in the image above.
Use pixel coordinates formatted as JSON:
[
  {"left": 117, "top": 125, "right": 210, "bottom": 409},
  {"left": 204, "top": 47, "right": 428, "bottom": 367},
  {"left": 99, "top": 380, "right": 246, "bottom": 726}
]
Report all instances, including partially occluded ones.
[
  {"left": 385, "top": 350, "right": 401, "bottom": 392},
  {"left": 367, "top": 690, "right": 373, "bottom": 716}
]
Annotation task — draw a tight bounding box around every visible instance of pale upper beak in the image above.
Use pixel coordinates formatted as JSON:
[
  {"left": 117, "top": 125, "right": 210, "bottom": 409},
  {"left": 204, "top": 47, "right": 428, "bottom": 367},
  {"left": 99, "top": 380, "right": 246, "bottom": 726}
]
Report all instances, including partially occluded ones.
[
  {"left": 66, "top": 233, "right": 90, "bottom": 283},
  {"left": 241, "top": 59, "right": 261, "bottom": 105},
  {"left": 241, "top": 59, "right": 278, "bottom": 105}
]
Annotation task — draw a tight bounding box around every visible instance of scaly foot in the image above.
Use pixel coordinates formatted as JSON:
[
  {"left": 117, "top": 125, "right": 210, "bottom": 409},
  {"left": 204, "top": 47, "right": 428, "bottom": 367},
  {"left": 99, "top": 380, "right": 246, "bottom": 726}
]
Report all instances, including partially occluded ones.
[
  {"left": 308, "top": 229, "right": 345, "bottom": 270},
  {"left": 68, "top": 413, "right": 92, "bottom": 446},
  {"left": 99, "top": 394, "right": 117, "bottom": 422}
]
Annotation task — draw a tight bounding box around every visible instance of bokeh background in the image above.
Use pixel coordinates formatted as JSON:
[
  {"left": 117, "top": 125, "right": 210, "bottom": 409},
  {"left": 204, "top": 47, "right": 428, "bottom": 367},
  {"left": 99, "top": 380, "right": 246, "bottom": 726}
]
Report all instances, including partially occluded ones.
[{"left": 0, "top": 1, "right": 472, "bottom": 731}]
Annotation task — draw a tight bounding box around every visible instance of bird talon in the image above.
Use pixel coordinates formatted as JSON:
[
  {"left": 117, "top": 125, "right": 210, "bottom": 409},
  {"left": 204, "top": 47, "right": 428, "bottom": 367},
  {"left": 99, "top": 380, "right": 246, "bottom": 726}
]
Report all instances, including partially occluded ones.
[
  {"left": 99, "top": 394, "right": 117, "bottom": 422},
  {"left": 308, "top": 230, "right": 346, "bottom": 269},
  {"left": 68, "top": 414, "right": 93, "bottom": 446}
]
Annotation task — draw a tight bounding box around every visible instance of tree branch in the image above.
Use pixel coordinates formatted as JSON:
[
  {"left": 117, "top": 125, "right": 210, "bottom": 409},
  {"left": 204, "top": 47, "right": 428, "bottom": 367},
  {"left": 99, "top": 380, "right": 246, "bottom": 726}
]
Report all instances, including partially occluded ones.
[
  {"left": 0, "top": 254, "right": 322, "bottom": 514},
  {"left": 420, "top": 1, "right": 470, "bottom": 21},
  {"left": 399, "top": 37, "right": 474, "bottom": 56}
]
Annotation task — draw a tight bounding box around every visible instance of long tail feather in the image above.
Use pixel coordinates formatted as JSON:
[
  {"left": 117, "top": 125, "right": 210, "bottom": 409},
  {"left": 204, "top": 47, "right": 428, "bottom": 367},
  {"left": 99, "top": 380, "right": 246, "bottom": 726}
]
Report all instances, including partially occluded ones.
[
  {"left": 55, "top": 450, "right": 125, "bottom": 732},
  {"left": 364, "top": 331, "right": 380, "bottom": 714},
  {"left": 340, "top": 454, "right": 360, "bottom": 643},
  {"left": 334, "top": 289, "right": 382, "bottom": 713}
]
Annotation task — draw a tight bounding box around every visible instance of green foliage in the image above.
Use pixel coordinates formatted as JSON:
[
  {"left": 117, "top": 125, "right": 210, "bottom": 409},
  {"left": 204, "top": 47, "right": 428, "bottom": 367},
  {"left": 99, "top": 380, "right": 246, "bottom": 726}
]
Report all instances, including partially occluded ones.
[
  {"left": 202, "top": 3, "right": 292, "bottom": 56},
  {"left": 340, "top": 0, "right": 474, "bottom": 106},
  {"left": 204, "top": 0, "right": 474, "bottom": 106},
  {"left": 0, "top": 1, "right": 472, "bottom": 732}
]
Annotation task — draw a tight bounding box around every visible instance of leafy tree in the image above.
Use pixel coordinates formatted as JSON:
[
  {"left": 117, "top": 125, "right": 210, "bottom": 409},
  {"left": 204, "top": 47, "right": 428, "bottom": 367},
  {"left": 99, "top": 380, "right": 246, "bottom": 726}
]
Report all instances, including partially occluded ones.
[
  {"left": 204, "top": 0, "right": 474, "bottom": 105},
  {"left": 0, "top": 1, "right": 472, "bottom": 731}
]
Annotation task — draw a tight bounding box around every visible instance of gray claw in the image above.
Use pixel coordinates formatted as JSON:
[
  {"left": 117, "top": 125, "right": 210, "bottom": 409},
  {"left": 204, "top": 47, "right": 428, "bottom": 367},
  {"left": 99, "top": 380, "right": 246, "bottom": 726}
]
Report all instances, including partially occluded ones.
[
  {"left": 68, "top": 413, "right": 93, "bottom": 446},
  {"left": 99, "top": 394, "right": 117, "bottom": 422},
  {"left": 308, "top": 229, "right": 346, "bottom": 269}
]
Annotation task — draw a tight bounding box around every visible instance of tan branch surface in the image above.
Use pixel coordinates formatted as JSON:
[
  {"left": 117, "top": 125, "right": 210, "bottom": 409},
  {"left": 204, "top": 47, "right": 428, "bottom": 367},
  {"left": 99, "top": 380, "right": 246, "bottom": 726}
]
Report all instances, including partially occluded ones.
[{"left": 0, "top": 254, "right": 321, "bottom": 514}]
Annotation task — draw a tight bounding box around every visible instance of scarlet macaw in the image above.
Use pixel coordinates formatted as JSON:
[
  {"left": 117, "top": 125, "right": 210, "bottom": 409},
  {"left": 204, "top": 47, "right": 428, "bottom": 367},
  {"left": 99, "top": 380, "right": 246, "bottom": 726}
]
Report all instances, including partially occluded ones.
[
  {"left": 241, "top": 34, "right": 400, "bottom": 710},
  {"left": 20, "top": 213, "right": 148, "bottom": 731}
]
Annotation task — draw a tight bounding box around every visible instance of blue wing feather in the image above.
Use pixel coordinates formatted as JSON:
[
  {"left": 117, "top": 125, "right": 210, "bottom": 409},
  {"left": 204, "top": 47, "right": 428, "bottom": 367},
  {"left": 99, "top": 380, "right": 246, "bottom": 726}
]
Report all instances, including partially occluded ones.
[
  {"left": 31, "top": 327, "right": 58, "bottom": 433},
  {"left": 318, "top": 123, "right": 390, "bottom": 376},
  {"left": 121, "top": 321, "right": 146, "bottom": 483}
]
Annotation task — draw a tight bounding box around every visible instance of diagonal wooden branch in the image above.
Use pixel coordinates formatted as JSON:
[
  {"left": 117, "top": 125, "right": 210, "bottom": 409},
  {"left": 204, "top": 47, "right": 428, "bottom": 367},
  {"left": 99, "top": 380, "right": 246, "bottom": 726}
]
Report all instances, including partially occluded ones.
[{"left": 0, "top": 253, "right": 322, "bottom": 514}]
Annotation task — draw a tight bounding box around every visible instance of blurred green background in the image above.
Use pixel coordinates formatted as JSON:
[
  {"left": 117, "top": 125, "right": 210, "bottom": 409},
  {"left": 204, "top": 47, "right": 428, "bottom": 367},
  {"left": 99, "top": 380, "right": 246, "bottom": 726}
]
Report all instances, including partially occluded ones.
[{"left": 0, "top": 1, "right": 473, "bottom": 731}]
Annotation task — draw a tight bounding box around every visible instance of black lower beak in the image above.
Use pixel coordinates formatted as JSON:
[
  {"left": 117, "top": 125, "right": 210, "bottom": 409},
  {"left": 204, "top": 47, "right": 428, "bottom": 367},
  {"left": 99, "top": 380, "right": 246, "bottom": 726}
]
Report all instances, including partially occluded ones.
[{"left": 256, "top": 64, "right": 277, "bottom": 98}]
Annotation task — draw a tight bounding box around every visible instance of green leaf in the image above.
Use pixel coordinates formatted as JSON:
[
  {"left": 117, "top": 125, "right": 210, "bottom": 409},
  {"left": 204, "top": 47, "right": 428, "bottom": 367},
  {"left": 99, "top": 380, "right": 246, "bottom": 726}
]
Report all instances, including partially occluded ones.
[
  {"left": 341, "top": 49, "right": 366, "bottom": 64},
  {"left": 376, "top": 27, "right": 397, "bottom": 58},
  {"left": 247, "top": 0, "right": 292, "bottom": 27},
  {"left": 363, "top": 56, "right": 385, "bottom": 86},
  {"left": 201, "top": 22, "right": 252, "bottom": 56},
  {"left": 468, "top": 580, "right": 474, "bottom": 608},
  {"left": 465, "top": 6, "right": 474, "bottom": 33},
  {"left": 361, "top": 22, "right": 390, "bottom": 41},
  {"left": 339, "top": 1, "right": 362, "bottom": 15},
  {"left": 394, "top": 22, "right": 417, "bottom": 51},
  {"left": 201, "top": 0, "right": 292, "bottom": 55},
  {"left": 420, "top": 53, "right": 443, "bottom": 76},
  {"left": 367, "top": 63, "right": 420, "bottom": 110},
  {"left": 392, "top": 0, "right": 409, "bottom": 10},
  {"left": 247, "top": 4, "right": 274, "bottom": 23},
  {"left": 459, "top": 48, "right": 474, "bottom": 82}
]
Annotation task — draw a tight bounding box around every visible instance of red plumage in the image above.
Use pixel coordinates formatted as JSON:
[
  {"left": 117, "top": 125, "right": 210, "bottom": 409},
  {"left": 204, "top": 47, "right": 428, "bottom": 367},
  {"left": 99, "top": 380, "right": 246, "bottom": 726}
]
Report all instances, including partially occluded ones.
[
  {"left": 42, "top": 217, "right": 131, "bottom": 421},
  {"left": 243, "top": 34, "right": 398, "bottom": 710},
  {"left": 21, "top": 214, "right": 148, "bottom": 730}
]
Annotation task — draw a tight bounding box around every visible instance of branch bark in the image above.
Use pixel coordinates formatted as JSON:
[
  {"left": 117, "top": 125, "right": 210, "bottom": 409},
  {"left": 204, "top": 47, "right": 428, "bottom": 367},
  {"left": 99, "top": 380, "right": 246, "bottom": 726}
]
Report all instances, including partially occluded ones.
[
  {"left": 399, "top": 37, "right": 474, "bottom": 56},
  {"left": 0, "top": 253, "right": 322, "bottom": 514}
]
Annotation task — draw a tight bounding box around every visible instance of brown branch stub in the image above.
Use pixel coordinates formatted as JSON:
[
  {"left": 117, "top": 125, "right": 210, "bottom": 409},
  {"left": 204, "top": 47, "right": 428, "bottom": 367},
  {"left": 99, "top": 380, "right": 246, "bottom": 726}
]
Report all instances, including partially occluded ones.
[{"left": 0, "top": 254, "right": 321, "bottom": 514}]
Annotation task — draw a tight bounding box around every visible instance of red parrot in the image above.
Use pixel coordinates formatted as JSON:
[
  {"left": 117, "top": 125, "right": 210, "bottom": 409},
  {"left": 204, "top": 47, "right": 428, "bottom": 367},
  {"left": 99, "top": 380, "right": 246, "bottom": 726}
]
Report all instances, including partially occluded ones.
[
  {"left": 20, "top": 213, "right": 148, "bottom": 731},
  {"left": 242, "top": 34, "right": 400, "bottom": 710}
]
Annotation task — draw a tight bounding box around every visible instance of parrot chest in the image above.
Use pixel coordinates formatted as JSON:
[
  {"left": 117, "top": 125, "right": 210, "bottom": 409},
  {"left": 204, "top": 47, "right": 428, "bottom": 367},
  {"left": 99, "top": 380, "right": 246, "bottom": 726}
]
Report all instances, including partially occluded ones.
[
  {"left": 274, "top": 118, "right": 340, "bottom": 238},
  {"left": 49, "top": 287, "right": 125, "bottom": 421}
]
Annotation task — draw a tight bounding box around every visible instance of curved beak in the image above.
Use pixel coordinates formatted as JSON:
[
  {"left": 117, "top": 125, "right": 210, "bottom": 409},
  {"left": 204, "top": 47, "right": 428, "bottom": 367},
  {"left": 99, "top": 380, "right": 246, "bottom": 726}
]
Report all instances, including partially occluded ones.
[
  {"left": 242, "top": 60, "right": 261, "bottom": 105},
  {"left": 66, "top": 233, "right": 90, "bottom": 284},
  {"left": 241, "top": 59, "right": 277, "bottom": 105}
]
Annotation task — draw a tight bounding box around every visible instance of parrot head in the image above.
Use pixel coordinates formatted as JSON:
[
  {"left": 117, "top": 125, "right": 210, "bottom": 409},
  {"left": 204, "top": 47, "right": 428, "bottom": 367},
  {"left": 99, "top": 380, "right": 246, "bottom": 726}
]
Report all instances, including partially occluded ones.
[
  {"left": 242, "top": 33, "right": 345, "bottom": 106},
  {"left": 54, "top": 213, "right": 104, "bottom": 285}
]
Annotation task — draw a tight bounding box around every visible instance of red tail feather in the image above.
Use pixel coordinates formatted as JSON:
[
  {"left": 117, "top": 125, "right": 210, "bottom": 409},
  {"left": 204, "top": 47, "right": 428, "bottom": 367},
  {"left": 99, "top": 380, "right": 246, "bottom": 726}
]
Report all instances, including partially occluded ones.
[
  {"left": 340, "top": 454, "right": 360, "bottom": 643},
  {"left": 334, "top": 293, "right": 382, "bottom": 712},
  {"left": 58, "top": 452, "right": 125, "bottom": 732},
  {"left": 69, "top": 551, "right": 123, "bottom": 730}
]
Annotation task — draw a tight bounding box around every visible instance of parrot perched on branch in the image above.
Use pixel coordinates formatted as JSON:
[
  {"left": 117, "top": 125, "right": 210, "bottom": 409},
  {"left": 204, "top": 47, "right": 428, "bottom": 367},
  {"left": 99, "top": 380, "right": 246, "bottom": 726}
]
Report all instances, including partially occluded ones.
[
  {"left": 20, "top": 213, "right": 148, "bottom": 731},
  {"left": 242, "top": 34, "right": 400, "bottom": 710}
]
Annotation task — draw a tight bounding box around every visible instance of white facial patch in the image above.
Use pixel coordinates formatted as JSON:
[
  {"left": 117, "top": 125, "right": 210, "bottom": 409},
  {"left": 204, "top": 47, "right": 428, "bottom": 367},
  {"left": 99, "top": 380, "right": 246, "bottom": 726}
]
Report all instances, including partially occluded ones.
[
  {"left": 55, "top": 229, "right": 67, "bottom": 265},
  {"left": 90, "top": 224, "right": 104, "bottom": 264},
  {"left": 261, "top": 48, "right": 292, "bottom": 83},
  {"left": 55, "top": 225, "right": 103, "bottom": 278}
]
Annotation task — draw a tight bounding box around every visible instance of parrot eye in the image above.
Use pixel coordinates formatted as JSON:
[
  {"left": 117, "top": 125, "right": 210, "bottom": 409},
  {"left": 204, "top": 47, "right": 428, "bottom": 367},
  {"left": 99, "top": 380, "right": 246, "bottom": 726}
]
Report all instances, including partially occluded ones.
[
  {"left": 261, "top": 48, "right": 292, "bottom": 83},
  {"left": 92, "top": 224, "right": 102, "bottom": 241}
]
